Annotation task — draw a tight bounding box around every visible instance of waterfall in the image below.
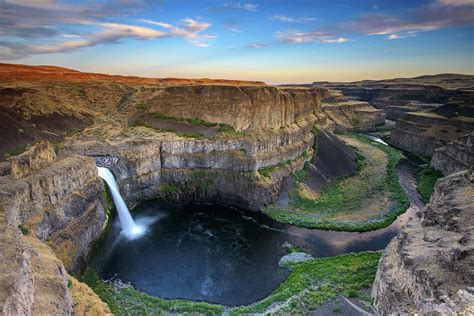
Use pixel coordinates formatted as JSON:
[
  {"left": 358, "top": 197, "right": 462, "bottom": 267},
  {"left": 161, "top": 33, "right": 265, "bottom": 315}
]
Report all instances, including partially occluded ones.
[{"left": 97, "top": 167, "right": 144, "bottom": 239}]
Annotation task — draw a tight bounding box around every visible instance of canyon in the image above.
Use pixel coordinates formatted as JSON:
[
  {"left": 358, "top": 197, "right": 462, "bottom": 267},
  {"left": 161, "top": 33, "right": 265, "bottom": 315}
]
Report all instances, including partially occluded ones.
[{"left": 0, "top": 64, "right": 472, "bottom": 315}]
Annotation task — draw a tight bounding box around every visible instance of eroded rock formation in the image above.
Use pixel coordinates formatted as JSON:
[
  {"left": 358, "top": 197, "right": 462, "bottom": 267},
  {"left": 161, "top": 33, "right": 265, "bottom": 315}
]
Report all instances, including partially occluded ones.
[
  {"left": 390, "top": 112, "right": 474, "bottom": 156},
  {"left": 431, "top": 132, "right": 474, "bottom": 176},
  {"left": 372, "top": 133, "right": 474, "bottom": 314},
  {"left": 0, "top": 64, "right": 326, "bottom": 315},
  {"left": 132, "top": 85, "right": 322, "bottom": 131}
]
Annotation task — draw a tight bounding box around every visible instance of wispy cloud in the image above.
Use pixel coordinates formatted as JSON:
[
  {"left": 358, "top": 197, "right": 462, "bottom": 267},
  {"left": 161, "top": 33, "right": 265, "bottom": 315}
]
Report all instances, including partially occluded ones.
[
  {"left": 141, "top": 18, "right": 215, "bottom": 47},
  {"left": 223, "top": 20, "right": 241, "bottom": 32},
  {"left": 276, "top": 30, "right": 347, "bottom": 44},
  {"left": 246, "top": 43, "right": 268, "bottom": 48},
  {"left": 321, "top": 37, "right": 349, "bottom": 43},
  {"left": 338, "top": 0, "right": 474, "bottom": 39},
  {"left": 0, "top": 21, "right": 169, "bottom": 59},
  {"left": 435, "top": 0, "right": 474, "bottom": 6},
  {"left": 0, "top": 0, "right": 214, "bottom": 60},
  {"left": 223, "top": 1, "right": 257, "bottom": 12},
  {"left": 277, "top": 0, "right": 474, "bottom": 44},
  {"left": 268, "top": 15, "right": 315, "bottom": 23}
]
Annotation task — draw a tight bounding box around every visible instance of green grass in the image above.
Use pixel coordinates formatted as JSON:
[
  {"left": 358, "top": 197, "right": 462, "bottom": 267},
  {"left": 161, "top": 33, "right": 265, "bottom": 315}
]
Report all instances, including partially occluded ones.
[
  {"left": 81, "top": 251, "right": 380, "bottom": 315},
  {"left": 230, "top": 251, "right": 381, "bottom": 314},
  {"left": 81, "top": 268, "right": 224, "bottom": 315},
  {"left": 150, "top": 127, "right": 205, "bottom": 140},
  {"left": 151, "top": 112, "right": 245, "bottom": 138},
  {"left": 283, "top": 243, "right": 306, "bottom": 254},
  {"left": 159, "top": 183, "right": 179, "bottom": 195},
  {"left": 264, "top": 133, "right": 410, "bottom": 232},
  {"left": 18, "top": 224, "right": 29, "bottom": 235},
  {"left": 416, "top": 167, "right": 442, "bottom": 203}
]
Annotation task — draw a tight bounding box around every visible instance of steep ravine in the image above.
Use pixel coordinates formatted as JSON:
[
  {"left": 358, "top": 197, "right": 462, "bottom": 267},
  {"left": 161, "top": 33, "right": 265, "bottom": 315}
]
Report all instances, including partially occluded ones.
[{"left": 372, "top": 134, "right": 474, "bottom": 315}]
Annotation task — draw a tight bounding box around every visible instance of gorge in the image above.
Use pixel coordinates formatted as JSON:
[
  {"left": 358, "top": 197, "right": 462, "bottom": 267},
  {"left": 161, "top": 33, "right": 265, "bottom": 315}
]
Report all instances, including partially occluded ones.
[{"left": 0, "top": 64, "right": 472, "bottom": 315}]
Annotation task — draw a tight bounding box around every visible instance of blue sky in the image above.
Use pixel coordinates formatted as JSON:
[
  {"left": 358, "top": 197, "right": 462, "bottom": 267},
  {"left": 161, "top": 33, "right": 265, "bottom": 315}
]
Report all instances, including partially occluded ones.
[{"left": 0, "top": 0, "right": 473, "bottom": 83}]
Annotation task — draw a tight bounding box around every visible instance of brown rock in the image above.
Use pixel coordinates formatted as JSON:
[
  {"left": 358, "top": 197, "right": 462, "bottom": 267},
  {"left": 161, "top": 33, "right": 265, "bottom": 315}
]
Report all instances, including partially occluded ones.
[{"left": 372, "top": 169, "right": 474, "bottom": 315}]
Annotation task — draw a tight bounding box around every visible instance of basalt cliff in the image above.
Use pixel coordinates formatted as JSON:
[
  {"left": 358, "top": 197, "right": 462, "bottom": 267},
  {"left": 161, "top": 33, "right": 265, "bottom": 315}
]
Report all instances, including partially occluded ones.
[
  {"left": 307, "top": 74, "right": 474, "bottom": 156},
  {"left": 0, "top": 64, "right": 472, "bottom": 315},
  {"left": 372, "top": 134, "right": 474, "bottom": 315},
  {"left": 0, "top": 64, "right": 335, "bottom": 314}
]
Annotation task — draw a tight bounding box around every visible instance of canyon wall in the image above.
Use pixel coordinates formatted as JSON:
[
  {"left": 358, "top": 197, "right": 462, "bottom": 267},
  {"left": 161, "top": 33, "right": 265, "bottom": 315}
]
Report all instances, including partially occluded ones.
[
  {"left": 61, "top": 115, "right": 318, "bottom": 210},
  {"left": 322, "top": 101, "right": 385, "bottom": 132},
  {"left": 431, "top": 132, "right": 474, "bottom": 176},
  {"left": 135, "top": 85, "right": 322, "bottom": 131},
  {"left": 372, "top": 135, "right": 474, "bottom": 315},
  {"left": 390, "top": 112, "right": 474, "bottom": 156},
  {"left": 0, "top": 75, "right": 324, "bottom": 315}
]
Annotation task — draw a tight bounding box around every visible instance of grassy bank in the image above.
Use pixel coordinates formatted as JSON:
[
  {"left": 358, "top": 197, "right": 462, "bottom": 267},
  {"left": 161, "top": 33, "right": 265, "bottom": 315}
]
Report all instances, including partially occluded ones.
[
  {"left": 81, "top": 251, "right": 381, "bottom": 315},
  {"left": 231, "top": 251, "right": 380, "bottom": 314},
  {"left": 264, "top": 133, "right": 409, "bottom": 232},
  {"left": 416, "top": 167, "right": 442, "bottom": 203},
  {"left": 81, "top": 268, "right": 225, "bottom": 315}
]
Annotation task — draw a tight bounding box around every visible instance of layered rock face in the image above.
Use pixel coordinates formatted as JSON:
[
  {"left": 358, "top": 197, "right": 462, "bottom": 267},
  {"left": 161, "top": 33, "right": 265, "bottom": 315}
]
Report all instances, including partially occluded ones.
[
  {"left": 322, "top": 101, "right": 385, "bottom": 132},
  {"left": 431, "top": 132, "right": 474, "bottom": 176},
  {"left": 390, "top": 112, "right": 474, "bottom": 156},
  {"left": 60, "top": 115, "right": 318, "bottom": 210},
  {"left": 0, "top": 63, "right": 325, "bottom": 315},
  {"left": 0, "top": 144, "right": 109, "bottom": 315},
  {"left": 136, "top": 85, "right": 322, "bottom": 131},
  {"left": 373, "top": 130, "right": 474, "bottom": 315},
  {"left": 319, "top": 89, "right": 385, "bottom": 132}
]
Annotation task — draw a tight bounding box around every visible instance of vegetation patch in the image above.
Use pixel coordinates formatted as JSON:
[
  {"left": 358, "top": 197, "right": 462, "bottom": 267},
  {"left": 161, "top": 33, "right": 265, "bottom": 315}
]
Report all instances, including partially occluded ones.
[
  {"left": 416, "top": 167, "right": 442, "bottom": 203},
  {"left": 264, "top": 133, "right": 409, "bottom": 232},
  {"left": 150, "top": 112, "right": 245, "bottom": 138},
  {"left": 81, "top": 251, "right": 380, "bottom": 315},
  {"left": 230, "top": 251, "right": 381, "bottom": 314},
  {"left": 81, "top": 268, "right": 225, "bottom": 315},
  {"left": 18, "top": 224, "right": 29, "bottom": 235},
  {"left": 159, "top": 183, "right": 179, "bottom": 195}
]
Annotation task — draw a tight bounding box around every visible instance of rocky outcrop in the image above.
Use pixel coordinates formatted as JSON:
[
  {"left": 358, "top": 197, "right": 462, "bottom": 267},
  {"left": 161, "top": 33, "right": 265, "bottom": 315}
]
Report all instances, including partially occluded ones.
[
  {"left": 58, "top": 116, "right": 318, "bottom": 210},
  {"left": 322, "top": 101, "right": 385, "bottom": 132},
  {"left": 390, "top": 112, "right": 474, "bottom": 156},
  {"left": 69, "top": 276, "right": 111, "bottom": 315},
  {"left": 135, "top": 85, "right": 322, "bottom": 131},
  {"left": 372, "top": 169, "right": 474, "bottom": 315},
  {"left": 431, "top": 132, "right": 474, "bottom": 176},
  {"left": 0, "top": 211, "right": 73, "bottom": 315},
  {"left": 9, "top": 141, "right": 57, "bottom": 179},
  {"left": 0, "top": 153, "right": 107, "bottom": 272}
]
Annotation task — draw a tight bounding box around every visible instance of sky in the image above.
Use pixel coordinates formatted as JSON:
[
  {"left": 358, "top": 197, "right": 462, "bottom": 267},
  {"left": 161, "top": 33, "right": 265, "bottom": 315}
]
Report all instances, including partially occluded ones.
[{"left": 0, "top": 0, "right": 473, "bottom": 84}]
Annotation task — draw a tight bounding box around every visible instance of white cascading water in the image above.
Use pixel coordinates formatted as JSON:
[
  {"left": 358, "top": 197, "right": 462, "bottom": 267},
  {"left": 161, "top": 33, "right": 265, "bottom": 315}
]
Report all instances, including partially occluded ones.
[{"left": 97, "top": 167, "right": 145, "bottom": 239}]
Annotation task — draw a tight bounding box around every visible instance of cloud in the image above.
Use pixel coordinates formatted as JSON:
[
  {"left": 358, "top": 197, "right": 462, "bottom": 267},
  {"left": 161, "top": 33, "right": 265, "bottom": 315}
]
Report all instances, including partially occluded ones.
[
  {"left": 0, "top": 0, "right": 215, "bottom": 60},
  {"left": 321, "top": 37, "right": 348, "bottom": 43},
  {"left": 276, "top": 30, "right": 347, "bottom": 44},
  {"left": 246, "top": 43, "right": 268, "bottom": 48},
  {"left": 338, "top": 1, "right": 474, "bottom": 38},
  {"left": 223, "top": 1, "right": 257, "bottom": 11},
  {"left": 273, "top": 0, "right": 474, "bottom": 44},
  {"left": 141, "top": 18, "right": 215, "bottom": 47},
  {"left": 435, "top": 0, "right": 474, "bottom": 6},
  {"left": 268, "top": 15, "right": 316, "bottom": 23},
  {"left": 223, "top": 22, "right": 240, "bottom": 32},
  {"left": 0, "top": 21, "right": 169, "bottom": 59}
]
